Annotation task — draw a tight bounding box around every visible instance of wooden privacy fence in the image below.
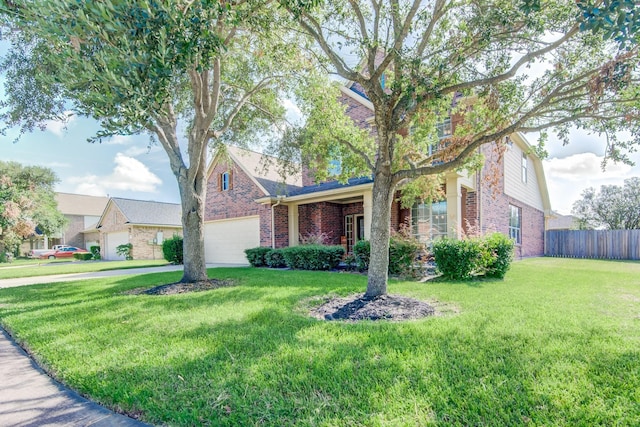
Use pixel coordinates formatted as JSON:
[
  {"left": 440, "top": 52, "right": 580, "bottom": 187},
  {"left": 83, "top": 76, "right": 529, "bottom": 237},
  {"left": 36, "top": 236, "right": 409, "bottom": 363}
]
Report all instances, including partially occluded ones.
[{"left": 545, "top": 229, "right": 640, "bottom": 260}]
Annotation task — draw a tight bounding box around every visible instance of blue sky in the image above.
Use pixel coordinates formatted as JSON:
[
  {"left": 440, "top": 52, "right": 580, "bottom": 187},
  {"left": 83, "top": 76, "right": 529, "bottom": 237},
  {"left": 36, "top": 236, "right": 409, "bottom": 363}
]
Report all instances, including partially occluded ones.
[{"left": 2, "top": 115, "right": 182, "bottom": 204}]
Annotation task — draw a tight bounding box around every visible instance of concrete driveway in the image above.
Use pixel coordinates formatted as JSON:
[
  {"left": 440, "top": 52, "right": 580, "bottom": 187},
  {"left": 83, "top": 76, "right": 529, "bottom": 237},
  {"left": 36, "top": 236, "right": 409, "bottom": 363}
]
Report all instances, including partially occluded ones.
[{"left": 0, "top": 263, "right": 247, "bottom": 289}]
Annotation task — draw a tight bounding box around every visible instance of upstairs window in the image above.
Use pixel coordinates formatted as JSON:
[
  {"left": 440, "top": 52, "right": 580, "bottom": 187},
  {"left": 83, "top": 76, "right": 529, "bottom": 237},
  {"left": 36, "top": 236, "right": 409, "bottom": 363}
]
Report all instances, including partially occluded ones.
[
  {"left": 429, "top": 117, "right": 452, "bottom": 157},
  {"left": 220, "top": 171, "right": 232, "bottom": 191},
  {"left": 436, "top": 117, "right": 452, "bottom": 140},
  {"left": 521, "top": 153, "right": 528, "bottom": 184}
]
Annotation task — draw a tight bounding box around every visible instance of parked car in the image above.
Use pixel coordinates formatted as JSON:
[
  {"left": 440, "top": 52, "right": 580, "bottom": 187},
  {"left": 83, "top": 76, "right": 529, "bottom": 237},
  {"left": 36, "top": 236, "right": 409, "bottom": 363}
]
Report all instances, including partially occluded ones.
[
  {"left": 28, "top": 245, "right": 71, "bottom": 258},
  {"left": 39, "top": 247, "right": 89, "bottom": 259}
]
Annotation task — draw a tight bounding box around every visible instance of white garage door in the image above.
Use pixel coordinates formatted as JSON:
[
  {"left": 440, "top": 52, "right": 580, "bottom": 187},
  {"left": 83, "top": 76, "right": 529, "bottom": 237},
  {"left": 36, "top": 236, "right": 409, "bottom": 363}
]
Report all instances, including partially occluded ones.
[
  {"left": 204, "top": 216, "right": 260, "bottom": 264},
  {"left": 105, "top": 231, "right": 129, "bottom": 260}
]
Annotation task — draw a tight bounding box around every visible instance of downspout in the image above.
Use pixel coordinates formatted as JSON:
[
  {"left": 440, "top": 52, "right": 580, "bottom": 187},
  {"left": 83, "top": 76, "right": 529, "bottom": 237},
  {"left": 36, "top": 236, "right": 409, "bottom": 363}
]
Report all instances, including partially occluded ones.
[{"left": 271, "top": 196, "right": 285, "bottom": 249}]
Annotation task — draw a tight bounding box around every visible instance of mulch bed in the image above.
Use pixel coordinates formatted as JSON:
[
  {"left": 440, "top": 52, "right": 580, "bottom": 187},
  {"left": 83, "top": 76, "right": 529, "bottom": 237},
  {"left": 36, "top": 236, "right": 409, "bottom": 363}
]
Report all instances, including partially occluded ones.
[
  {"left": 308, "top": 293, "right": 453, "bottom": 321},
  {"left": 126, "top": 279, "right": 235, "bottom": 295}
]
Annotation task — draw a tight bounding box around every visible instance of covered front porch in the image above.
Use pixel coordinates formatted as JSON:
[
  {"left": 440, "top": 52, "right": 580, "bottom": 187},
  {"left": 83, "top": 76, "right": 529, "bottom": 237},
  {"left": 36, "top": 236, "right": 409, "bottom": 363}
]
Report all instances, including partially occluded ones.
[{"left": 259, "top": 171, "right": 476, "bottom": 252}]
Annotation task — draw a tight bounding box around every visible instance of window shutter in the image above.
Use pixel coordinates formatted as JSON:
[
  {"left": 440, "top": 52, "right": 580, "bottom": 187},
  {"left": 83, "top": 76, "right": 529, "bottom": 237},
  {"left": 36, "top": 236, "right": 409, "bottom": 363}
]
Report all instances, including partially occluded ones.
[
  {"left": 228, "top": 170, "right": 233, "bottom": 190},
  {"left": 218, "top": 172, "right": 222, "bottom": 191}
]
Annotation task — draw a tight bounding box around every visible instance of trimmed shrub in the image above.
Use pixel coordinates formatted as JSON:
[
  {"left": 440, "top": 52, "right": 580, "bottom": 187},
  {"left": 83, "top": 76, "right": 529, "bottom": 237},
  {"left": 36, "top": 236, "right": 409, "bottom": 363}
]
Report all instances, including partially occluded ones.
[
  {"left": 389, "top": 234, "right": 424, "bottom": 277},
  {"left": 73, "top": 252, "right": 93, "bottom": 261},
  {"left": 244, "top": 247, "right": 271, "bottom": 267},
  {"left": 265, "top": 249, "right": 287, "bottom": 268},
  {"left": 433, "top": 233, "right": 515, "bottom": 280},
  {"left": 281, "top": 245, "right": 345, "bottom": 270},
  {"left": 432, "top": 238, "right": 482, "bottom": 280},
  {"left": 116, "top": 243, "right": 133, "bottom": 260},
  {"left": 162, "top": 235, "right": 183, "bottom": 264},
  {"left": 482, "top": 233, "right": 515, "bottom": 278},
  {"left": 353, "top": 240, "right": 370, "bottom": 271},
  {"left": 89, "top": 246, "right": 101, "bottom": 260}
]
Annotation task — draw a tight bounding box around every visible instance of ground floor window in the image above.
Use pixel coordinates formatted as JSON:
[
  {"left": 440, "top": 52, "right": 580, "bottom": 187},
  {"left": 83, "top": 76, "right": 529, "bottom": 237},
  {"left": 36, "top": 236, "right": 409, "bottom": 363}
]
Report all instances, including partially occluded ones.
[
  {"left": 411, "top": 200, "right": 447, "bottom": 243},
  {"left": 509, "top": 204, "right": 522, "bottom": 244}
]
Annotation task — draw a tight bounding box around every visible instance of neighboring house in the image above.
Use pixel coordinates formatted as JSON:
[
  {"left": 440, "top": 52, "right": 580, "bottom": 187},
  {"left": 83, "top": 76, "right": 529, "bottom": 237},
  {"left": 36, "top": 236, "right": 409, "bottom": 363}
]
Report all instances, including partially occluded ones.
[
  {"left": 203, "top": 83, "right": 552, "bottom": 264},
  {"left": 20, "top": 192, "right": 108, "bottom": 255},
  {"left": 96, "top": 197, "right": 182, "bottom": 260},
  {"left": 55, "top": 192, "right": 109, "bottom": 250},
  {"left": 547, "top": 212, "right": 577, "bottom": 230}
]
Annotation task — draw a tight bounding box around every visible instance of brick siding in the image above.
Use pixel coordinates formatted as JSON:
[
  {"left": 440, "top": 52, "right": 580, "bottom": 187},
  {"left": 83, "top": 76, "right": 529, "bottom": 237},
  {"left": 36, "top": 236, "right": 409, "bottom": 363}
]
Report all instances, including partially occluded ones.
[
  {"left": 479, "top": 144, "right": 544, "bottom": 257},
  {"left": 130, "top": 227, "right": 183, "bottom": 260}
]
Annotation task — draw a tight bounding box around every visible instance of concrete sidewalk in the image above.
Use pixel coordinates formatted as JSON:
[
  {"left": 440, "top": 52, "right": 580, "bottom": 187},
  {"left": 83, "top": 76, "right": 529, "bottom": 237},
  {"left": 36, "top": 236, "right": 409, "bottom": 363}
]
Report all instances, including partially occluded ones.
[{"left": 0, "top": 327, "right": 150, "bottom": 426}]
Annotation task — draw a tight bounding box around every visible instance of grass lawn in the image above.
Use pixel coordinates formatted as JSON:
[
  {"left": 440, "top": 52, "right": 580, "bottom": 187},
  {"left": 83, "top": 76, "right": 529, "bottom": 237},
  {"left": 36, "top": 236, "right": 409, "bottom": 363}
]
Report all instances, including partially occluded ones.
[
  {"left": 0, "top": 259, "right": 170, "bottom": 280},
  {"left": 0, "top": 258, "right": 638, "bottom": 426}
]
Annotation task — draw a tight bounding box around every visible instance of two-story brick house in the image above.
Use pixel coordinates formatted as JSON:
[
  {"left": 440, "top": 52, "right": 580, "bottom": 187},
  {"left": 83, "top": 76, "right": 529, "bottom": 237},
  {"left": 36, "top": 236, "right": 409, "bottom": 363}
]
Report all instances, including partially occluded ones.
[{"left": 203, "top": 82, "right": 552, "bottom": 264}]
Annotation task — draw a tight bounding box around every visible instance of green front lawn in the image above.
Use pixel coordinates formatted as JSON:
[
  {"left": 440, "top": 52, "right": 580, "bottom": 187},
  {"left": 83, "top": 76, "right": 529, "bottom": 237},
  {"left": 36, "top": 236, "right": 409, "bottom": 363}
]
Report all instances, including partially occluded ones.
[
  {"left": 0, "top": 259, "right": 170, "bottom": 280},
  {"left": 0, "top": 258, "right": 638, "bottom": 426}
]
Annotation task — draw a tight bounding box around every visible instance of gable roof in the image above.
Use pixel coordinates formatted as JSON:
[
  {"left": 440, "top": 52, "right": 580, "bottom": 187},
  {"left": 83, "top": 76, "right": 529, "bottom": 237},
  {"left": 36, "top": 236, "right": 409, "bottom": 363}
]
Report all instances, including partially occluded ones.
[
  {"left": 207, "top": 145, "right": 303, "bottom": 197},
  {"left": 98, "top": 197, "right": 182, "bottom": 228},
  {"left": 55, "top": 192, "right": 109, "bottom": 216}
]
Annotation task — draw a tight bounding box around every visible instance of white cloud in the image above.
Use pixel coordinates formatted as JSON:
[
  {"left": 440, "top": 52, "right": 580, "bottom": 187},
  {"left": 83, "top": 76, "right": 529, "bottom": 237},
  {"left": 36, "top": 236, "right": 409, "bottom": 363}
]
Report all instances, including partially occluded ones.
[
  {"left": 543, "top": 152, "right": 635, "bottom": 214},
  {"left": 44, "top": 111, "right": 76, "bottom": 137},
  {"left": 544, "top": 152, "right": 632, "bottom": 181},
  {"left": 104, "top": 135, "right": 134, "bottom": 145},
  {"left": 67, "top": 153, "right": 162, "bottom": 196},
  {"left": 124, "top": 145, "right": 154, "bottom": 157}
]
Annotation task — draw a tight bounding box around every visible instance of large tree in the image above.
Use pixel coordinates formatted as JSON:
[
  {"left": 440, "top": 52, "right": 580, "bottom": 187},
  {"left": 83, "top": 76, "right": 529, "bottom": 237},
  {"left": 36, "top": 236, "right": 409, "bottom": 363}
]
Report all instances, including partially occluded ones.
[
  {"left": 0, "top": 161, "right": 66, "bottom": 254},
  {"left": 0, "top": 0, "right": 307, "bottom": 282},
  {"left": 572, "top": 177, "right": 640, "bottom": 230},
  {"left": 279, "top": 0, "right": 640, "bottom": 297}
]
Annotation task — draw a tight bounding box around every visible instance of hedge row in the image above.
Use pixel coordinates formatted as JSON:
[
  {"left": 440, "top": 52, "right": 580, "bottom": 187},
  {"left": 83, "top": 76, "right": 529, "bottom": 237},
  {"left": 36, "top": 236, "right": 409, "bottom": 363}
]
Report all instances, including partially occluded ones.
[
  {"left": 432, "top": 232, "right": 514, "bottom": 280},
  {"left": 245, "top": 245, "right": 345, "bottom": 271}
]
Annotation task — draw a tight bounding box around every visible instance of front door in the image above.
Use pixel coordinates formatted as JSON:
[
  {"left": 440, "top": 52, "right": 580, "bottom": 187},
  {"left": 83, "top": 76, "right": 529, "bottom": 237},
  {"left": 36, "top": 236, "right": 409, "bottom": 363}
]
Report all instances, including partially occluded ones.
[
  {"left": 356, "top": 215, "right": 365, "bottom": 242},
  {"left": 346, "top": 214, "right": 366, "bottom": 253}
]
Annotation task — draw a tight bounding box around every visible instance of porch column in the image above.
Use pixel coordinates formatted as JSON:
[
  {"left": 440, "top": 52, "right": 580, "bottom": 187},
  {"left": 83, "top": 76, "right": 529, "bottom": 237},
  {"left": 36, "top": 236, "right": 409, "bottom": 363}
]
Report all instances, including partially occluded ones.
[
  {"left": 446, "top": 175, "right": 462, "bottom": 238},
  {"left": 363, "top": 190, "right": 373, "bottom": 240},
  {"left": 288, "top": 203, "right": 299, "bottom": 246}
]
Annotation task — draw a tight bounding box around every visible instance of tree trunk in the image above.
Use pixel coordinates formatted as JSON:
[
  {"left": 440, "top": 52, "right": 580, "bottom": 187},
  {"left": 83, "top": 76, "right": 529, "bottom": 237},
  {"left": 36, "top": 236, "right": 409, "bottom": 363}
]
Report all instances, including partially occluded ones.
[
  {"left": 365, "top": 172, "right": 394, "bottom": 298},
  {"left": 178, "top": 181, "right": 208, "bottom": 283}
]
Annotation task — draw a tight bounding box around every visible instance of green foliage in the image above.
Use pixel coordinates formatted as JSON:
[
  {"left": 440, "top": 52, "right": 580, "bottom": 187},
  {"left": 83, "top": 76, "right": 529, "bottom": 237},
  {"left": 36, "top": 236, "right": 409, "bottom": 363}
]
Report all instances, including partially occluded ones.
[
  {"left": 89, "top": 246, "right": 101, "bottom": 260},
  {"left": 433, "top": 233, "right": 515, "bottom": 280},
  {"left": 244, "top": 247, "right": 271, "bottom": 267},
  {"left": 482, "top": 233, "right": 515, "bottom": 279},
  {"left": 0, "top": 161, "right": 66, "bottom": 250},
  {"left": 433, "top": 238, "right": 483, "bottom": 280},
  {"left": 73, "top": 252, "right": 93, "bottom": 261},
  {"left": 353, "top": 240, "right": 370, "bottom": 271},
  {"left": 265, "top": 249, "right": 287, "bottom": 268},
  {"left": 280, "top": 245, "right": 344, "bottom": 270},
  {"left": 116, "top": 243, "right": 133, "bottom": 261},
  {"left": 389, "top": 233, "right": 424, "bottom": 278},
  {"left": 162, "top": 235, "right": 183, "bottom": 265},
  {"left": 577, "top": 0, "right": 640, "bottom": 49}
]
